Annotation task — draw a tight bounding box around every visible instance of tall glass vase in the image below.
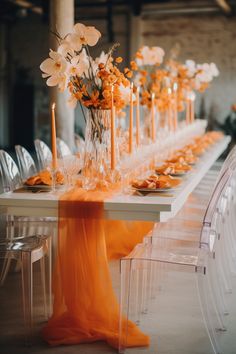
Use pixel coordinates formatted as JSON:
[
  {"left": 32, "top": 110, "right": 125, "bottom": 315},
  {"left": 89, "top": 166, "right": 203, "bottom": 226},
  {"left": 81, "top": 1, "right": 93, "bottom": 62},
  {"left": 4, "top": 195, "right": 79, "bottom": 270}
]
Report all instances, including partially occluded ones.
[
  {"left": 143, "top": 106, "right": 159, "bottom": 143},
  {"left": 82, "top": 109, "right": 110, "bottom": 190}
]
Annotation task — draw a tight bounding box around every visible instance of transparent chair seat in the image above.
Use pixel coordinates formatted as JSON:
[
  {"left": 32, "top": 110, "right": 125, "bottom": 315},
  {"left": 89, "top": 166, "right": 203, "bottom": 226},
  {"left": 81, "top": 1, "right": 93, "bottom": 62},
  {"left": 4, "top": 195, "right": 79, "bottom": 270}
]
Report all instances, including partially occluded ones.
[
  {"left": 0, "top": 149, "right": 22, "bottom": 192},
  {"left": 127, "top": 239, "right": 200, "bottom": 266},
  {"left": 0, "top": 234, "right": 52, "bottom": 342},
  {"left": 0, "top": 234, "right": 48, "bottom": 253},
  {"left": 0, "top": 149, "right": 54, "bottom": 342},
  {"left": 15, "top": 145, "right": 37, "bottom": 182},
  {"left": 56, "top": 137, "right": 72, "bottom": 158},
  {"left": 34, "top": 139, "right": 52, "bottom": 170}
]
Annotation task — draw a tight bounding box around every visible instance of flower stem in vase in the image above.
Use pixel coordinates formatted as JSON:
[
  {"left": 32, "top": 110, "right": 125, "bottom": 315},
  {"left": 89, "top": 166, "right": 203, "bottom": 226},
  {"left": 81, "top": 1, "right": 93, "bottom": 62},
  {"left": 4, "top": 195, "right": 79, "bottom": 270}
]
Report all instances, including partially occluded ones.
[
  {"left": 82, "top": 109, "right": 110, "bottom": 190},
  {"left": 151, "top": 93, "right": 156, "bottom": 142},
  {"left": 51, "top": 167, "right": 57, "bottom": 193},
  {"left": 110, "top": 86, "right": 116, "bottom": 170},
  {"left": 129, "top": 83, "right": 134, "bottom": 154}
]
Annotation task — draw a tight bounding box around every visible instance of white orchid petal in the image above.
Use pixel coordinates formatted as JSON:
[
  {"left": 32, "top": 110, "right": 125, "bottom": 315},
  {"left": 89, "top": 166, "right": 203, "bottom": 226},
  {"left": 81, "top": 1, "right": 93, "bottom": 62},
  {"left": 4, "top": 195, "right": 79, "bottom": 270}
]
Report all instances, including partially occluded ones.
[
  {"left": 40, "top": 58, "right": 55, "bottom": 75},
  {"left": 85, "top": 26, "right": 101, "bottom": 46},
  {"left": 68, "top": 33, "right": 82, "bottom": 51},
  {"left": 49, "top": 50, "right": 61, "bottom": 61},
  {"left": 46, "top": 75, "right": 60, "bottom": 86},
  {"left": 73, "top": 23, "right": 86, "bottom": 35}
]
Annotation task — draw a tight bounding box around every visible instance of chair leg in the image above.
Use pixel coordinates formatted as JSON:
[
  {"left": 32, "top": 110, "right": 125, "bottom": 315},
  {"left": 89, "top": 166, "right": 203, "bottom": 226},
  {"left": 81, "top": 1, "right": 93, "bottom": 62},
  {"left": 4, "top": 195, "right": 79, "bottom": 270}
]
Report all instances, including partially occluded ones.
[
  {"left": 119, "top": 258, "right": 132, "bottom": 354},
  {"left": 47, "top": 237, "right": 52, "bottom": 317},
  {"left": 196, "top": 267, "right": 223, "bottom": 354},
  {"left": 39, "top": 257, "right": 47, "bottom": 319},
  {"left": 0, "top": 254, "right": 12, "bottom": 286},
  {"left": 21, "top": 251, "right": 33, "bottom": 343}
]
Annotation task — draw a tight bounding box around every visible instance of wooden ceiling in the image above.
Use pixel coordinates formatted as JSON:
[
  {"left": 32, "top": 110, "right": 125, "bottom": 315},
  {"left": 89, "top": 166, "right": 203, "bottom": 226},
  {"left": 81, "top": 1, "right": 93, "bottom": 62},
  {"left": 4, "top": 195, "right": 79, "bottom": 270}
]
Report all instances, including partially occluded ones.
[{"left": 0, "top": 0, "right": 235, "bottom": 23}]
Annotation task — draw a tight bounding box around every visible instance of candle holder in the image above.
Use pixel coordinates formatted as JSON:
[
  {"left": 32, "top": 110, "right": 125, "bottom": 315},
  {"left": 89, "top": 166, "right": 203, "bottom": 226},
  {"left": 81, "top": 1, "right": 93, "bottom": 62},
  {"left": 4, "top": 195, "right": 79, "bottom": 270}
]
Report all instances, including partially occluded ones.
[
  {"left": 48, "top": 161, "right": 66, "bottom": 193},
  {"left": 51, "top": 168, "right": 57, "bottom": 193}
]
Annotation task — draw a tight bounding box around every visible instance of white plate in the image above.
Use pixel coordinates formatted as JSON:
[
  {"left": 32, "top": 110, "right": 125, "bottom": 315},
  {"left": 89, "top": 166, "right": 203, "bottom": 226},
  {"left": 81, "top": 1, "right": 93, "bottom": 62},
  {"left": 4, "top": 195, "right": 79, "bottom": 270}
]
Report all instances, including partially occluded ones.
[
  {"left": 133, "top": 187, "right": 175, "bottom": 193},
  {"left": 169, "top": 172, "right": 188, "bottom": 177},
  {"left": 23, "top": 184, "right": 64, "bottom": 191},
  {"left": 155, "top": 170, "right": 189, "bottom": 177},
  {"left": 24, "top": 184, "right": 51, "bottom": 191}
]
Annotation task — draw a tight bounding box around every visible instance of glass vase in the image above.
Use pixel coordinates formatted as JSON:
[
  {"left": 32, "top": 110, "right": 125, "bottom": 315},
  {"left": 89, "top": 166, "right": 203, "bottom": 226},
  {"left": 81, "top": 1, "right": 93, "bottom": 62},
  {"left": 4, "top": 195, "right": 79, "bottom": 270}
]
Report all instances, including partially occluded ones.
[
  {"left": 143, "top": 106, "right": 159, "bottom": 143},
  {"left": 82, "top": 109, "right": 110, "bottom": 190}
]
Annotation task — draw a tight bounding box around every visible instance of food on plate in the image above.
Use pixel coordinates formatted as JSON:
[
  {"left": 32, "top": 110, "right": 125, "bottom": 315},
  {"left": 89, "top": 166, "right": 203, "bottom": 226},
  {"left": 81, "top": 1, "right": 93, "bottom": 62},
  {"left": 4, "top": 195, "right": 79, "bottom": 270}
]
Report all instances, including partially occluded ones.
[
  {"left": 131, "top": 174, "right": 181, "bottom": 190},
  {"left": 25, "top": 169, "right": 65, "bottom": 186},
  {"left": 156, "top": 162, "right": 191, "bottom": 175}
]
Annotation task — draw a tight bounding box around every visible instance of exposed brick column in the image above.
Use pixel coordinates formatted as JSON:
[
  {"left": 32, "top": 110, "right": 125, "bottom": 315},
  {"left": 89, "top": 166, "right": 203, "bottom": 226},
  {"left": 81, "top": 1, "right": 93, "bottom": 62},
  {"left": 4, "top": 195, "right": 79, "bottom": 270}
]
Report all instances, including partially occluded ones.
[{"left": 50, "top": 0, "right": 75, "bottom": 150}]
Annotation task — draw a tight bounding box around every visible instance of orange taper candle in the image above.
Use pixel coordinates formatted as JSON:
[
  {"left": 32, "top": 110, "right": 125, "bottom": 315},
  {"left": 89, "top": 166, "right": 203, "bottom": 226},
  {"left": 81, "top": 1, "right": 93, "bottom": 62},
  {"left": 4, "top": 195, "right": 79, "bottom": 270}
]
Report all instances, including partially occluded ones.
[
  {"left": 173, "top": 83, "right": 178, "bottom": 131},
  {"left": 129, "top": 83, "right": 134, "bottom": 154},
  {"left": 136, "top": 86, "right": 140, "bottom": 146},
  {"left": 185, "top": 99, "right": 190, "bottom": 125},
  {"left": 151, "top": 93, "right": 156, "bottom": 142},
  {"left": 51, "top": 103, "right": 57, "bottom": 169},
  {"left": 190, "top": 97, "right": 195, "bottom": 123},
  {"left": 110, "top": 86, "right": 116, "bottom": 170},
  {"left": 167, "top": 88, "right": 173, "bottom": 131}
]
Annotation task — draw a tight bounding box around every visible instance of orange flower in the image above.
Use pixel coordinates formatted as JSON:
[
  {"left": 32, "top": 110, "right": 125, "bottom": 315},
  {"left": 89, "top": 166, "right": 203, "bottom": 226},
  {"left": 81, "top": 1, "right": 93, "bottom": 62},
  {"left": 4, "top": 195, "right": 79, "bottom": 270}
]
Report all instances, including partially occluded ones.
[
  {"left": 83, "top": 90, "right": 100, "bottom": 108},
  {"left": 115, "top": 57, "right": 123, "bottom": 63},
  {"left": 130, "top": 61, "right": 138, "bottom": 71},
  {"left": 98, "top": 63, "right": 105, "bottom": 70},
  {"left": 75, "top": 91, "right": 83, "bottom": 100},
  {"left": 135, "top": 51, "right": 143, "bottom": 59}
]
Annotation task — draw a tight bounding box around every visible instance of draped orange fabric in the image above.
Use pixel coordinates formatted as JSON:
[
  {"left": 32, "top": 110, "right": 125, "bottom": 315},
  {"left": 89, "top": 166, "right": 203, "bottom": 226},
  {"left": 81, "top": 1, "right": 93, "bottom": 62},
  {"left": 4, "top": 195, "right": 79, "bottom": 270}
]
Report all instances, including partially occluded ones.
[{"left": 42, "top": 187, "right": 153, "bottom": 349}]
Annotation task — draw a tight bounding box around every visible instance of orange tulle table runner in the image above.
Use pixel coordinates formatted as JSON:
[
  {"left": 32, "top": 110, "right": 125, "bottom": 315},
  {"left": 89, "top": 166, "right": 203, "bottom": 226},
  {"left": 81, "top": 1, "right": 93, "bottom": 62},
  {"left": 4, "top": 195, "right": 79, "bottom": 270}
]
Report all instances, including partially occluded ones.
[{"left": 42, "top": 186, "right": 153, "bottom": 349}]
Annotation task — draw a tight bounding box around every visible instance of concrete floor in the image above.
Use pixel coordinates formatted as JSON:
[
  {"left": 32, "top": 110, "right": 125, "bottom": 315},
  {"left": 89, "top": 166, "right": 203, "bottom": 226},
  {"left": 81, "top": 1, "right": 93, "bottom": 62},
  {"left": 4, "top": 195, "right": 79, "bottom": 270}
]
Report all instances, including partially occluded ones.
[{"left": 1, "top": 259, "right": 236, "bottom": 354}]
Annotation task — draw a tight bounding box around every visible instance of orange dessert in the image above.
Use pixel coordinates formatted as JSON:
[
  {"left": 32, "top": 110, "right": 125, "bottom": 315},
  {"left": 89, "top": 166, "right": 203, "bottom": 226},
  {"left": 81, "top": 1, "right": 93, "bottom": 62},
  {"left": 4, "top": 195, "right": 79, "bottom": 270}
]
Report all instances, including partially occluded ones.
[
  {"left": 25, "top": 169, "right": 65, "bottom": 186},
  {"left": 132, "top": 174, "right": 181, "bottom": 190},
  {"left": 156, "top": 162, "right": 191, "bottom": 175}
]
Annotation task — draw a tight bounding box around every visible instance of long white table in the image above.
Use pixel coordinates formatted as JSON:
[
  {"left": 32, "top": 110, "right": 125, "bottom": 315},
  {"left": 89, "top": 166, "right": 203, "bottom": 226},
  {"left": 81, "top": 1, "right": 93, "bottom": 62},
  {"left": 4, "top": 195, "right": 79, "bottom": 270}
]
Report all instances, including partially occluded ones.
[{"left": 0, "top": 136, "right": 230, "bottom": 222}]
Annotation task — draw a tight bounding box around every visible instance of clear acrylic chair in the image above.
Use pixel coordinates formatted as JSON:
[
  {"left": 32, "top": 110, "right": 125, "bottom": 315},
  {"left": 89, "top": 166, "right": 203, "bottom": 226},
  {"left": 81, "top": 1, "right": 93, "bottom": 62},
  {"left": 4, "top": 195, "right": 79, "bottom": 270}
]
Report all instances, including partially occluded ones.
[
  {"left": 56, "top": 137, "right": 72, "bottom": 158},
  {"left": 0, "top": 150, "right": 54, "bottom": 326},
  {"left": 0, "top": 234, "right": 52, "bottom": 341},
  {"left": 0, "top": 149, "right": 22, "bottom": 192},
  {"left": 119, "top": 169, "right": 235, "bottom": 354},
  {"left": 155, "top": 150, "right": 236, "bottom": 239},
  {"left": 15, "top": 145, "right": 37, "bottom": 182},
  {"left": 34, "top": 139, "right": 52, "bottom": 170}
]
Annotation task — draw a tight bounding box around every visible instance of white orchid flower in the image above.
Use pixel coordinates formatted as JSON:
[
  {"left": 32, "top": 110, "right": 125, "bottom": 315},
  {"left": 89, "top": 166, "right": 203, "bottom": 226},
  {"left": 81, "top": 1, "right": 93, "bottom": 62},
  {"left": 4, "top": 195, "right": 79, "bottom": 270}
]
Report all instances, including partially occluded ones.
[
  {"left": 67, "top": 23, "right": 101, "bottom": 51},
  {"left": 209, "top": 62, "right": 219, "bottom": 77},
  {"left": 95, "top": 51, "right": 109, "bottom": 65},
  {"left": 119, "top": 84, "right": 136, "bottom": 105},
  {"left": 57, "top": 39, "right": 74, "bottom": 58},
  {"left": 150, "top": 46, "right": 165, "bottom": 65},
  {"left": 196, "top": 71, "right": 212, "bottom": 83},
  {"left": 67, "top": 55, "right": 82, "bottom": 77},
  {"left": 185, "top": 60, "right": 196, "bottom": 77},
  {"left": 40, "top": 50, "right": 68, "bottom": 87},
  {"left": 78, "top": 49, "right": 90, "bottom": 78},
  {"left": 196, "top": 63, "right": 213, "bottom": 83},
  {"left": 96, "top": 51, "right": 113, "bottom": 70},
  {"left": 57, "top": 73, "right": 68, "bottom": 92},
  {"left": 136, "top": 46, "right": 165, "bottom": 66}
]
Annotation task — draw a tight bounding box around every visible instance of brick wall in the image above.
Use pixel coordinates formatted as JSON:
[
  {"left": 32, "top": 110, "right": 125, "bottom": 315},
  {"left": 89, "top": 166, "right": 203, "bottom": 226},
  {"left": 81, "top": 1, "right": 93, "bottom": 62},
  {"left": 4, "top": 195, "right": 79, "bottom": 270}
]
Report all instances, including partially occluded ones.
[{"left": 140, "top": 13, "right": 236, "bottom": 124}]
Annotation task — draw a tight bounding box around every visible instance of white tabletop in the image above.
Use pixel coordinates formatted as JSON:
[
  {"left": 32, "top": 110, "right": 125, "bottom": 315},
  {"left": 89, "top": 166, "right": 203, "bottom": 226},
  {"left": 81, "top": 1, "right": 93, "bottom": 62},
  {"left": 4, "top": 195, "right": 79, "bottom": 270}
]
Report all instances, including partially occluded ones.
[{"left": 0, "top": 136, "right": 230, "bottom": 222}]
